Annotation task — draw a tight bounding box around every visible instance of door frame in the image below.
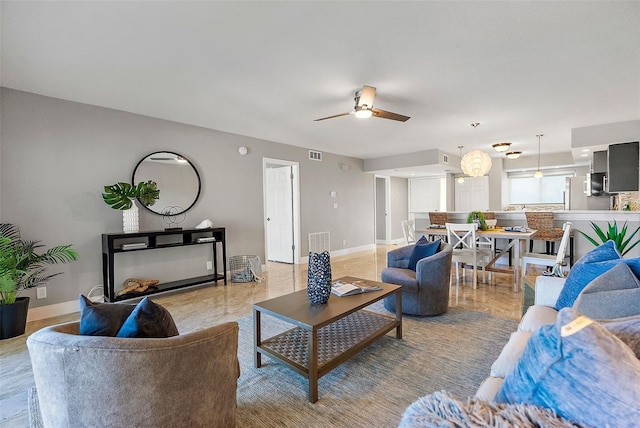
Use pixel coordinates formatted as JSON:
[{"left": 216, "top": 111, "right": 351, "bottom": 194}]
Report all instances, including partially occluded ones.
[
  {"left": 374, "top": 174, "right": 392, "bottom": 245},
  {"left": 263, "top": 157, "right": 301, "bottom": 264}
]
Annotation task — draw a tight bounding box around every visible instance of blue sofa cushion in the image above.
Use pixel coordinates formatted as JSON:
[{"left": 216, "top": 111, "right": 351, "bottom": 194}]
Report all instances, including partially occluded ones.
[
  {"left": 408, "top": 238, "right": 440, "bottom": 271},
  {"left": 116, "top": 297, "right": 179, "bottom": 338},
  {"left": 495, "top": 308, "right": 640, "bottom": 427},
  {"left": 79, "top": 295, "right": 135, "bottom": 336},
  {"left": 555, "top": 241, "right": 621, "bottom": 309}
]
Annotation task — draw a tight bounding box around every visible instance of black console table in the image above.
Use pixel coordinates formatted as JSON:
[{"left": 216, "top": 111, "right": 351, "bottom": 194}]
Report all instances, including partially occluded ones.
[{"left": 102, "top": 227, "right": 226, "bottom": 302}]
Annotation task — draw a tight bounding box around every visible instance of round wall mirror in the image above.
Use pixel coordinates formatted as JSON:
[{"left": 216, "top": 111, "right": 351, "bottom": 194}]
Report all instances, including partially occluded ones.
[{"left": 132, "top": 151, "right": 201, "bottom": 215}]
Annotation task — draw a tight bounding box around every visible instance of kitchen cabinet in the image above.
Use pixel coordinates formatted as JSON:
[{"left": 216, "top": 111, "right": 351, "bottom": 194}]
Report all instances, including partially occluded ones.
[
  {"left": 593, "top": 150, "right": 607, "bottom": 173},
  {"left": 607, "top": 141, "right": 639, "bottom": 192}
]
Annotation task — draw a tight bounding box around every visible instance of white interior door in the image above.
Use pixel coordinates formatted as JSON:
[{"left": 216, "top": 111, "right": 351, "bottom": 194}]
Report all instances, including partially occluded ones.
[{"left": 266, "top": 165, "right": 294, "bottom": 263}]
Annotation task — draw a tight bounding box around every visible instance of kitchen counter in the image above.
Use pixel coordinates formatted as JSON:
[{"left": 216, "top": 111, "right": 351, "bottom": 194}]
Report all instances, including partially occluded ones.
[{"left": 412, "top": 210, "right": 640, "bottom": 260}]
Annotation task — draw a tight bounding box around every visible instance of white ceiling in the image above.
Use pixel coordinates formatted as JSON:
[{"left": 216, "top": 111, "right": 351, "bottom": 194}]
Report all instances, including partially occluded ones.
[{"left": 2, "top": 1, "right": 639, "bottom": 173}]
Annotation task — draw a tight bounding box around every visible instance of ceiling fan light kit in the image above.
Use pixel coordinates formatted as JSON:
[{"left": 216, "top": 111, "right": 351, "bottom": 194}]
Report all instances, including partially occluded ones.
[
  {"left": 354, "top": 106, "right": 373, "bottom": 119},
  {"left": 492, "top": 142, "right": 511, "bottom": 152},
  {"left": 314, "top": 85, "right": 410, "bottom": 122}
]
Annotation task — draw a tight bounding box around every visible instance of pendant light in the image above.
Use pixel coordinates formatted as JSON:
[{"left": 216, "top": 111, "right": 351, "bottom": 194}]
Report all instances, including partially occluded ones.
[
  {"left": 461, "top": 123, "right": 492, "bottom": 177},
  {"left": 457, "top": 146, "right": 465, "bottom": 183},
  {"left": 534, "top": 134, "right": 543, "bottom": 178}
]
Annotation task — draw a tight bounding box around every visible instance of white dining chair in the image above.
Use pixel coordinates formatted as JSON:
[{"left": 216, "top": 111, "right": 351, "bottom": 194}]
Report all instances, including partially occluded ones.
[
  {"left": 401, "top": 219, "right": 416, "bottom": 246},
  {"left": 446, "top": 222, "right": 493, "bottom": 289},
  {"left": 521, "top": 222, "right": 572, "bottom": 278}
]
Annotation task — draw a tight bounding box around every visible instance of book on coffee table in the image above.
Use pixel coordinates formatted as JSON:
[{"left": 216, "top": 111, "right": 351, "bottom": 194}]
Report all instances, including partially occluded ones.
[{"left": 331, "top": 280, "right": 382, "bottom": 297}]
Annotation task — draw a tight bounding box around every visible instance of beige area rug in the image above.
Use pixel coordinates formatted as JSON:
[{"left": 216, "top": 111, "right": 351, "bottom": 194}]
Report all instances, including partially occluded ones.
[{"left": 235, "top": 302, "right": 517, "bottom": 427}]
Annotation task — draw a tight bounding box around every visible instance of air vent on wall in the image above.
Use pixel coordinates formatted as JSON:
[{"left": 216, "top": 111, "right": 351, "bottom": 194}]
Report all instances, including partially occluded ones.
[
  {"left": 442, "top": 154, "right": 449, "bottom": 164},
  {"left": 309, "top": 150, "right": 323, "bottom": 161}
]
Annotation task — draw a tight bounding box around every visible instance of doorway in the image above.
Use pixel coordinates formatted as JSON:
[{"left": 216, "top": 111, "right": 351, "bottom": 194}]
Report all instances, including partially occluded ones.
[
  {"left": 374, "top": 175, "right": 391, "bottom": 244},
  {"left": 263, "top": 158, "right": 300, "bottom": 264}
]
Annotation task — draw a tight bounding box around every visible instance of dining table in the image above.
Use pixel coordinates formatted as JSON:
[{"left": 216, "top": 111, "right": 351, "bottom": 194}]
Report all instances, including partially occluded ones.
[{"left": 416, "top": 226, "right": 538, "bottom": 292}]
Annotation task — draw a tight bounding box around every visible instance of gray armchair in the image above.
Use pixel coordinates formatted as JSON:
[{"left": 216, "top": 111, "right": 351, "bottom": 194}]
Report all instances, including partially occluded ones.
[
  {"left": 381, "top": 241, "right": 453, "bottom": 316},
  {"left": 27, "top": 321, "right": 239, "bottom": 428}
]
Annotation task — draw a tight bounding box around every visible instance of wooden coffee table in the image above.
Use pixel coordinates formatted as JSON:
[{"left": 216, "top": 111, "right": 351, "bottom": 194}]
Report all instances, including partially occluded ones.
[{"left": 253, "top": 276, "right": 402, "bottom": 402}]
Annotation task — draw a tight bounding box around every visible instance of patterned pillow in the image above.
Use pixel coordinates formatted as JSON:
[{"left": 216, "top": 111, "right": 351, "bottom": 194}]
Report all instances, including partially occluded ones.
[
  {"left": 408, "top": 238, "right": 440, "bottom": 271},
  {"left": 495, "top": 308, "right": 640, "bottom": 427},
  {"left": 554, "top": 241, "right": 621, "bottom": 309}
]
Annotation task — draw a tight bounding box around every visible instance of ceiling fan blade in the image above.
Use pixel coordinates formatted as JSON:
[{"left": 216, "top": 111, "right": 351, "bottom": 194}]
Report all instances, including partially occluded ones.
[
  {"left": 356, "top": 85, "right": 376, "bottom": 108},
  {"left": 371, "top": 108, "right": 410, "bottom": 122},
  {"left": 314, "top": 112, "right": 352, "bottom": 121}
]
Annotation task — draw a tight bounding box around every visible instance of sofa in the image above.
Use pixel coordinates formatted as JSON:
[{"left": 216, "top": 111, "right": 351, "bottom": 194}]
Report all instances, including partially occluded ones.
[
  {"left": 381, "top": 240, "right": 453, "bottom": 316},
  {"left": 27, "top": 320, "right": 240, "bottom": 428},
  {"left": 400, "top": 241, "right": 640, "bottom": 427}
]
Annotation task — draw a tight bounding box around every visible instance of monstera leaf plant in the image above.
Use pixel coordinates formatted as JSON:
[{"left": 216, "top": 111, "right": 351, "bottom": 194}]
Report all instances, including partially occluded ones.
[
  {"left": 578, "top": 220, "right": 640, "bottom": 256},
  {"left": 102, "top": 180, "right": 160, "bottom": 210}
]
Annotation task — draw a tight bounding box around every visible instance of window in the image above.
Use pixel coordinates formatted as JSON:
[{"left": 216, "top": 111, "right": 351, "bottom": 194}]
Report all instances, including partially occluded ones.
[{"left": 507, "top": 171, "right": 574, "bottom": 204}]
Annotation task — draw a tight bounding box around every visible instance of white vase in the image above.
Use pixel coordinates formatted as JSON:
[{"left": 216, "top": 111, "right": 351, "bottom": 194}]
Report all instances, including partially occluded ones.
[{"left": 122, "top": 202, "right": 139, "bottom": 233}]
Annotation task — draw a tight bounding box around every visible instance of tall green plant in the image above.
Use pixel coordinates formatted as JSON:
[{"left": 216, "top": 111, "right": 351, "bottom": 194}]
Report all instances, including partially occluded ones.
[
  {"left": 578, "top": 220, "right": 640, "bottom": 256},
  {"left": 0, "top": 224, "right": 78, "bottom": 305}
]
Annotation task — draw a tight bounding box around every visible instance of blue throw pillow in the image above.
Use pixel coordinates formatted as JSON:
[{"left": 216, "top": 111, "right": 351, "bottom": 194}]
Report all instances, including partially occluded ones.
[
  {"left": 408, "top": 238, "right": 440, "bottom": 271},
  {"left": 555, "top": 241, "right": 621, "bottom": 309},
  {"left": 78, "top": 294, "right": 135, "bottom": 336},
  {"left": 495, "top": 308, "right": 640, "bottom": 427},
  {"left": 116, "top": 297, "right": 179, "bottom": 338}
]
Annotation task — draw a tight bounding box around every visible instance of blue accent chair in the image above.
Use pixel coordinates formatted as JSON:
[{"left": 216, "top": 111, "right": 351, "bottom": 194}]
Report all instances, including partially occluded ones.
[{"left": 381, "top": 241, "right": 453, "bottom": 316}]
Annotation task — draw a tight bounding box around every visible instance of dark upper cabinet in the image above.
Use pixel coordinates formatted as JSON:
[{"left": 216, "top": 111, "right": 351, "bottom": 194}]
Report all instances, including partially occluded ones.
[
  {"left": 607, "top": 141, "right": 639, "bottom": 193},
  {"left": 593, "top": 150, "right": 608, "bottom": 173}
]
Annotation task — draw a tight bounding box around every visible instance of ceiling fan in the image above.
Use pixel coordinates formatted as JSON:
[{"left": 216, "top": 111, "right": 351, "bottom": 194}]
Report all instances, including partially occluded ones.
[{"left": 314, "top": 85, "right": 410, "bottom": 122}]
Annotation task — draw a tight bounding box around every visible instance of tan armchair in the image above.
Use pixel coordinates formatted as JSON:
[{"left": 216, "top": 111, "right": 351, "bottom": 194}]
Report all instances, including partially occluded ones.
[{"left": 27, "top": 321, "right": 239, "bottom": 428}]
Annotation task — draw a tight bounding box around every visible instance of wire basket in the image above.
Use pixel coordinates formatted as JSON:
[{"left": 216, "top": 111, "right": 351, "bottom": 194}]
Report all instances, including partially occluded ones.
[{"left": 229, "top": 255, "right": 264, "bottom": 283}]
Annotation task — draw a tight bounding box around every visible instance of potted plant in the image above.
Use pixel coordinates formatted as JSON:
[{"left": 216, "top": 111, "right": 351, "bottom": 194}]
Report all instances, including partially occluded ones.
[
  {"left": 102, "top": 180, "right": 160, "bottom": 210},
  {"left": 578, "top": 220, "right": 640, "bottom": 256},
  {"left": 102, "top": 181, "right": 159, "bottom": 233},
  {"left": 466, "top": 211, "right": 488, "bottom": 230},
  {"left": 0, "top": 224, "right": 78, "bottom": 339}
]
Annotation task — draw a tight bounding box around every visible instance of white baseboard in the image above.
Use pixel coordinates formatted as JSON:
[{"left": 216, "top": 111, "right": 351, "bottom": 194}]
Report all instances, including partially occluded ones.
[
  {"left": 27, "top": 299, "right": 79, "bottom": 322},
  {"left": 299, "top": 244, "right": 377, "bottom": 264}
]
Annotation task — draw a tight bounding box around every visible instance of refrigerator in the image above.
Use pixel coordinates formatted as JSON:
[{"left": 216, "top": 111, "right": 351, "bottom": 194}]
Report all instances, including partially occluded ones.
[{"left": 564, "top": 176, "right": 610, "bottom": 210}]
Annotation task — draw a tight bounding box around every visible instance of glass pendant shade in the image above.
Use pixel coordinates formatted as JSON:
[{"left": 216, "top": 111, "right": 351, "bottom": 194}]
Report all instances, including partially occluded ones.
[
  {"left": 534, "top": 170, "right": 543, "bottom": 178},
  {"left": 460, "top": 150, "right": 492, "bottom": 177}
]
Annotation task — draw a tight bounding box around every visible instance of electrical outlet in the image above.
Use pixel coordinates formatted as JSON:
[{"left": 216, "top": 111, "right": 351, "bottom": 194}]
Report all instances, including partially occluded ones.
[
  {"left": 206, "top": 261, "right": 213, "bottom": 270},
  {"left": 36, "top": 286, "right": 47, "bottom": 299},
  {"left": 342, "top": 240, "right": 347, "bottom": 246}
]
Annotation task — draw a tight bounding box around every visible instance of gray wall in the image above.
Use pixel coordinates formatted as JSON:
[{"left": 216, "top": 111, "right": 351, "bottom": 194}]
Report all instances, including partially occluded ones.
[{"left": 1, "top": 88, "right": 375, "bottom": 307}]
